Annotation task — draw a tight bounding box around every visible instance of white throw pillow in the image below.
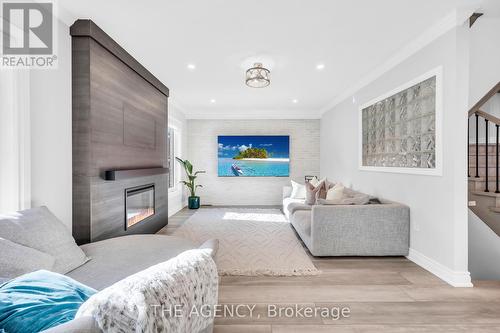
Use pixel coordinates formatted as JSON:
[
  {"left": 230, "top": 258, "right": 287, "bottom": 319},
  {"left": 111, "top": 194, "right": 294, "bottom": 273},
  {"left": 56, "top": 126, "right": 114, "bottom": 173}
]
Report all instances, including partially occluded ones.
[
  {"left": 290, "top": 180, "right": 306, "bottom": 199},
  {"left": 326, "top": 183, "right": 345, "bottom": 201}
]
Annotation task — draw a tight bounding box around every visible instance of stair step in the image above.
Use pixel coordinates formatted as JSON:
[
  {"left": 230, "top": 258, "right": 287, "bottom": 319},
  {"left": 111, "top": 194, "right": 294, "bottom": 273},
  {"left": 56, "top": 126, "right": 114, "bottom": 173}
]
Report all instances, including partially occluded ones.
[
  {"left": 471, "top": 190, "right": 500, "bottom": 198},
  {"left": 468, "top": 178, "right": 500, "bottom": 192},
  {"left": 489, "top": 206, "right": 500, "bottom": 213}
]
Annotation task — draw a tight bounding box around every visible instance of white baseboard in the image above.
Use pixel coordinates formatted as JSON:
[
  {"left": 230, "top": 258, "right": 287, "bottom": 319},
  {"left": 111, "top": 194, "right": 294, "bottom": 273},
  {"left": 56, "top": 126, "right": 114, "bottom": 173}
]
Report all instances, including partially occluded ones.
[{"left": 407, "top": 248, "right": 473, "bottom": 287}]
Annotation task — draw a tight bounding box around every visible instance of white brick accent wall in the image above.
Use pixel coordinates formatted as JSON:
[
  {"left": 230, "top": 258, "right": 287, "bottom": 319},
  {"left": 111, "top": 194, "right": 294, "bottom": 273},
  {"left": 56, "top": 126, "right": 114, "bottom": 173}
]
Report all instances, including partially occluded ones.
[{"left": 187, "top": 119, "right": 320, "bottom": 205}]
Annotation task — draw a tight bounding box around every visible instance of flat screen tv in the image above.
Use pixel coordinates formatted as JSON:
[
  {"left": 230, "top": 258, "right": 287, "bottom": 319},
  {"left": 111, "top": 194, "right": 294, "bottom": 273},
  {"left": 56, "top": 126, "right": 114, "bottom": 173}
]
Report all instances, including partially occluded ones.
[{"left": 218, "top": 135, "right": 290, "bottom": 177}]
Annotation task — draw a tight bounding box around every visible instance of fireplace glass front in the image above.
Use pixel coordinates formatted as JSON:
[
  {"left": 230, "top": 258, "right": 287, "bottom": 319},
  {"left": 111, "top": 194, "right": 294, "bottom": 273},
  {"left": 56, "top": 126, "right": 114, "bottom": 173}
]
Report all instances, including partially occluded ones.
[{"left": 125, "top": 184, "right": 155, "bottom": 229}]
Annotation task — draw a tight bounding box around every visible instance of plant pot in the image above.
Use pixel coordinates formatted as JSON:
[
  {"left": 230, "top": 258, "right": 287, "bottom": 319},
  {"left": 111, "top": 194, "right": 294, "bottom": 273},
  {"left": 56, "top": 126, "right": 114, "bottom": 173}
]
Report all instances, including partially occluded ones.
[{"left": 188, "top": 196, "right": 200, "bottom": 209}]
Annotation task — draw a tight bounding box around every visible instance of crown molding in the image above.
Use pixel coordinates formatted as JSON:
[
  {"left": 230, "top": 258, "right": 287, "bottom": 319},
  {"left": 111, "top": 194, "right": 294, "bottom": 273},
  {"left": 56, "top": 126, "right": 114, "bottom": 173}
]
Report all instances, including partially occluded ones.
[
  {"left": 319, "top": 6, "right": 479, "bottom": 116},
  {"left": 184, "top": 109, "right": 321, "bottom": 120}
]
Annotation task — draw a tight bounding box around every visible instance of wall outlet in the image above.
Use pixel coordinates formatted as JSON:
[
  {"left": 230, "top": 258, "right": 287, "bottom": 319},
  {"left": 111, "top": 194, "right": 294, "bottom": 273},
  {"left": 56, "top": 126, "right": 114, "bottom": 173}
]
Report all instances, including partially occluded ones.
[{"left": 468, "top": 201, "right": 476, "bottom": 207}]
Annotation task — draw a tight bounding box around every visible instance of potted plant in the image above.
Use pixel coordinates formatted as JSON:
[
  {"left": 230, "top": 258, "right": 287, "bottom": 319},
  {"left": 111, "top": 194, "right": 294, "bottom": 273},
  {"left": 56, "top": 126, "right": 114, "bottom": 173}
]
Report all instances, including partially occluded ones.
[{"left": 176, "top": 157, "right": 205, "bottom": 209}]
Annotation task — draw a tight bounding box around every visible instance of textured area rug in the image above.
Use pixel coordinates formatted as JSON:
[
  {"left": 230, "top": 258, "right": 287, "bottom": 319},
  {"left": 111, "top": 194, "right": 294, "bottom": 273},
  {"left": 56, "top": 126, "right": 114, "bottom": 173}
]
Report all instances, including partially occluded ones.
[{"left": 172, "top": 208, "right": 319, "bottom": 276}]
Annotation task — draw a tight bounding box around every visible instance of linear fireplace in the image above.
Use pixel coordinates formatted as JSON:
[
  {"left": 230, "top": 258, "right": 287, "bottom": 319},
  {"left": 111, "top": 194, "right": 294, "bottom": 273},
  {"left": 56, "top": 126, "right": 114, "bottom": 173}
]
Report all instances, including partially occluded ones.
[{"left": 125, "top": 184, "right": 155, "bottom": 229}]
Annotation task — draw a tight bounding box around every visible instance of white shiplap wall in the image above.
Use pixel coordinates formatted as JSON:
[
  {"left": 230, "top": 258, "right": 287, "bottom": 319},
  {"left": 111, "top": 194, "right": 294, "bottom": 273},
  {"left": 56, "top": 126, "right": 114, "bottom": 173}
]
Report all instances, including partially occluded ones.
[{"left": 187, "top": 119, "right": 320, "bottom": 206}]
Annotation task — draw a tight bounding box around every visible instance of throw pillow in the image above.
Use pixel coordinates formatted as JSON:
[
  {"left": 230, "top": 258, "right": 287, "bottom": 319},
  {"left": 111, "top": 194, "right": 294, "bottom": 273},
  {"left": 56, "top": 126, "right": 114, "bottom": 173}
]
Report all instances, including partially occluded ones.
[
  {"left": 305, "top": 181, "right": 324, "bottom": 205},
  {"left": 317, "top": 179, "right": 334, "bottom": 200},
  {"left": 326, "top": 183, "right": 345, "bottom": 201},
  {"left": 0, "top": 270, "right": 96, "bottom": 332},
  {"left": 290, "top": 180, "right": 306, "bottom": 199},
  {"left": 308, "top": 176, "right": 327, "bottom": 188},
  {"left": 0, "top": 238, "right": 56, "bottom": 279},
  {"left": 0, "top": 207, "right": 90, "bottom": 274}
]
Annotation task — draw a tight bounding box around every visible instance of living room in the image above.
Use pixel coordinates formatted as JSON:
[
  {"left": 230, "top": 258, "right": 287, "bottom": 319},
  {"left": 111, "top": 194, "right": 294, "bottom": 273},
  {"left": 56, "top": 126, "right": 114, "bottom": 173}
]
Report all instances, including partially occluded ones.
[{"left": 1, "top": 0, "right": 500, "bottom": 332}]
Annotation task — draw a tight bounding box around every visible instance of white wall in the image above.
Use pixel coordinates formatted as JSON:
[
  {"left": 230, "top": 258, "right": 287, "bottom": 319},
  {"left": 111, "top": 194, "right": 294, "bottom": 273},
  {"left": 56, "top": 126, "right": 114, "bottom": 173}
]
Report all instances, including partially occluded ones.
[
  {"left": 469, "top": 17, "right": 500, "bottom": 105},
  {"left": 168, "top": 106, "right": 188, "bottom": 216},
  {"left": 320, "top": 26, "right": 471, "bottom": 286},
  {"left": 30, "top": 18, "right": 72, "bottom": 229},
  {"left": 467, "top": 16, "right": 500, "bottom": 280},
  {"left": 187, "top": 119, "right": 320, "bottom": 206},
  {"left": 468, "top": 17, "right": 500, "bottom": 143},
  {"left": 468, "top": 210, "right": 500, "bottom": 280}
]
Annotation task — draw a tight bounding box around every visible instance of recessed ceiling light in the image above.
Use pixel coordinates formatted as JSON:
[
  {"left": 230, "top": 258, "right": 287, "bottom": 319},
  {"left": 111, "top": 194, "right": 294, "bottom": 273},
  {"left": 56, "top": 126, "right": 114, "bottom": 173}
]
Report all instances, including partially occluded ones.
[
  {"left": 210, "top": 99, "right": 216, "bottom": 104},
  {"left": 292, "top": 99, "right": 298, "bottom": 104},
  {"left": 187, "top": 63, "right": 196, "bottom": 70},
  {"left": 316, "top": 63, "right": 325, "bottom": 70}
]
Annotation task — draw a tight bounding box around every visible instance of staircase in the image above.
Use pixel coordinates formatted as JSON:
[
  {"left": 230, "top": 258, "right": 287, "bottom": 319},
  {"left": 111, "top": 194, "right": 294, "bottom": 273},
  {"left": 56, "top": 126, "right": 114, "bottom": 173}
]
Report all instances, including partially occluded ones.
[{"left": 468, "top": 82, "right": 500, "bottom": 236}]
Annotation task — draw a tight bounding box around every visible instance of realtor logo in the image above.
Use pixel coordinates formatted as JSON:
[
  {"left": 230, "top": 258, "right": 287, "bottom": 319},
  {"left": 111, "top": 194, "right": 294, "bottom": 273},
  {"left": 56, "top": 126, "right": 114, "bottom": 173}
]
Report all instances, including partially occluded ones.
[{"left": 1, "top": 1, "right": 57, "bottom": 68}]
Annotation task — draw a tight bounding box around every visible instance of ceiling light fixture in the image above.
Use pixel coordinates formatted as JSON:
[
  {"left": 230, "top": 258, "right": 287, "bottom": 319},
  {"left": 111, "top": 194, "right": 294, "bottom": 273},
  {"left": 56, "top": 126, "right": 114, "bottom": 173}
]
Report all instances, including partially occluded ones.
[
  {"left": 210, "top": 99, "right": 216, "bottom": 104},
  {"left": 245, "top": 63, "right": 270, "bottom": 88},
  {"left": 187, "top": 63, "right": 196, "bottom": 70},
  {"left": 316, "top": 63, "right": 325, "bottom": 70},
  {"left": 292, "top": 99, "right": 298, "bottom": 104}
]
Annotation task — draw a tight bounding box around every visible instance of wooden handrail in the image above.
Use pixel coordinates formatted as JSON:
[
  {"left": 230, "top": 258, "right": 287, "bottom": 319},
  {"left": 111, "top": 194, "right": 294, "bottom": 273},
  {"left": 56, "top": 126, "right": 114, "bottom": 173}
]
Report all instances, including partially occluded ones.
[
  {"left": 468, "top": 81, "right": 500, "bottom": 117},
  {"left": 475, "top": 110, "right": 500, "bottom": 126}
]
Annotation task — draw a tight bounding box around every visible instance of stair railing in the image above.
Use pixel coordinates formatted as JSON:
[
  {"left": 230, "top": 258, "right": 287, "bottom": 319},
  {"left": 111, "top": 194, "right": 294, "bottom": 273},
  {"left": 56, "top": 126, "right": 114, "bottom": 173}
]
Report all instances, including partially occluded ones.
[
  {"left": 468, "top": 82, "right": 500, "bottom": 194},
  {"left": 469, "top": 109, "right": 500, "bottom": 193}
]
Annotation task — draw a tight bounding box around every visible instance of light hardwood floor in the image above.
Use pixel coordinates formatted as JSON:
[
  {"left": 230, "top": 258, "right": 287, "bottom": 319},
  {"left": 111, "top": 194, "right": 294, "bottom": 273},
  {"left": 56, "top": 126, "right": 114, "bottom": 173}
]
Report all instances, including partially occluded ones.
[{"left": 162, "top": 208, "right": 500, "bottom": 333}]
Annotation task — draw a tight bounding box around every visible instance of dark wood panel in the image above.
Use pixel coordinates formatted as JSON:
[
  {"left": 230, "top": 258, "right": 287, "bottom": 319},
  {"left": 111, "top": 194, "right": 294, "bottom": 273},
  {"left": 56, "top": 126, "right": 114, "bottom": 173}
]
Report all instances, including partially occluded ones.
[
  {"left": 72, "top": 36, "right": 92, "bottom": 244},
  {"left": 71, "top": 19, "right": 169, "bottom": 244},
  {"left": 89, "top": 39, "right": 167, "bottom": 176},
  {"left": 124, "top": 102, "right": 156, "bottom": 149},
  {"left": 70, "top": 19, "right": 169, "bottom": 97}
]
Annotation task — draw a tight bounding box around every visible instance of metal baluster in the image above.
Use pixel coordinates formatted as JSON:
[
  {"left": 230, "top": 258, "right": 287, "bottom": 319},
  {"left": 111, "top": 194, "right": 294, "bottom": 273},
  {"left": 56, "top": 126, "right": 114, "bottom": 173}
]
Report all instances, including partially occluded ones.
[
  {"left": 475, "top": 114, "right": 479, "bottom": 178},
  {"left": 496, "top": 125, "right": 499, "bottom": 193},
  {"left": 485, "top": 119, "right": 489, "bottom": 192}
]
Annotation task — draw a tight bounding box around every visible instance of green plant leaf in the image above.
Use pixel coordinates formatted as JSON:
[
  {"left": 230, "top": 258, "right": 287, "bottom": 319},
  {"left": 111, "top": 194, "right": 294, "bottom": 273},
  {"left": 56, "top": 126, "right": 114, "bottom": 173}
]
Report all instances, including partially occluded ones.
[
  {"left": 194, "top": 170, "right": 206, "bottom": 175},
  {"left": 175, "top": 157, "right": 184, "bottom": 164},
  {"left": 185, "top": 160, "right": 193, "bottom": 175},
  {"left": 188, "top": 175, "right": 197, "bottom": 181}
]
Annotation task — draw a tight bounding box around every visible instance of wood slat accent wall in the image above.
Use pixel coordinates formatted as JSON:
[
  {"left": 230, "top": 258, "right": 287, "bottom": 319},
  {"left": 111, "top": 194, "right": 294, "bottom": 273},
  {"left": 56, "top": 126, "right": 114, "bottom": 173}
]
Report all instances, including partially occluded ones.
[{"left": 71, "top": 19, "right": 169, "bottom": 244}]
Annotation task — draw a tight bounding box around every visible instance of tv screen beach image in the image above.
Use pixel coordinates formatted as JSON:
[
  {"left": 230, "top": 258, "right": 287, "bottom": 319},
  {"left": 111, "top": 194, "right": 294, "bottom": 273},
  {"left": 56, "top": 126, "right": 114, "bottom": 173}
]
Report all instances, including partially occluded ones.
[{"left": 218, "top": 136, "right": 290, "bottom": 177}]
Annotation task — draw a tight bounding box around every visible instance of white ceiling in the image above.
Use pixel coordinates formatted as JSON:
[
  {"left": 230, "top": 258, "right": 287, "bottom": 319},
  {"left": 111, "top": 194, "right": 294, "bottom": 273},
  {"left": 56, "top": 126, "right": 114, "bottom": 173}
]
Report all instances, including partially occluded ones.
[{"left": 59, "top": 0, "right": 481, "bottom": 118}]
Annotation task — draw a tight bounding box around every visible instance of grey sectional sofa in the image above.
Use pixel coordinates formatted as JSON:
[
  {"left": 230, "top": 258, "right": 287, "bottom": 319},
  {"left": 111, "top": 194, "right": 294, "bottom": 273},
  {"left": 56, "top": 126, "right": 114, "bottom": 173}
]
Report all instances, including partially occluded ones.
[
  {"left": 0, "top": 206, "right": 215, "bottom": 333},
  {"left": 283, "top": 186, "right": 410, "bottom": 256}
]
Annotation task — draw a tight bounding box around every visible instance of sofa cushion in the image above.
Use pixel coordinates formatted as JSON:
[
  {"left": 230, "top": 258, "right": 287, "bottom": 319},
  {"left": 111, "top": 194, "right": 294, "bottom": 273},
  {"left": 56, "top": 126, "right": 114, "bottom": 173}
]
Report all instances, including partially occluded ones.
[
  {"left": 67, "top": 234, "right": 196, "bottom": 290},
  {"left": 0, "top": 237, "right": 56, "bottom": 279},
  {"left": 283, "top": 197, "right": 305, "bottom": 220},
  {"left": 0, "top": 270, "right": 96, "bottom": 333},
  {"left": 0, "top": 207, "right": 89, "bottom": 274}
]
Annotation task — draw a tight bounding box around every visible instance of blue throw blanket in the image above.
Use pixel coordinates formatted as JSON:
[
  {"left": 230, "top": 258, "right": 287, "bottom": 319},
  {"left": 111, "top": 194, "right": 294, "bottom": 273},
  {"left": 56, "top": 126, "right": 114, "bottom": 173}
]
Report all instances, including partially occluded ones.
[{"left": 0, "top": 270, "right": 96, "bottom": 333}]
